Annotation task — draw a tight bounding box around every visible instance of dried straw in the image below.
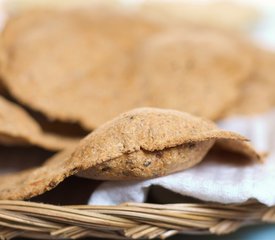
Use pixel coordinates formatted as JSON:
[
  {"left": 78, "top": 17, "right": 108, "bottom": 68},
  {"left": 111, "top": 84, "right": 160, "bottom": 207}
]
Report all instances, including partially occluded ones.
[{"left": 0, "top": 200, "right": 273, "bottom": 239}]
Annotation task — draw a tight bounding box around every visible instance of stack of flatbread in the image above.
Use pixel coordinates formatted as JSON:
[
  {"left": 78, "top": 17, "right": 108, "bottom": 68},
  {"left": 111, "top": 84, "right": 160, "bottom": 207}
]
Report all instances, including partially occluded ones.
[{"left": 0, "top": 4, "right": 273, "bottom": 202}]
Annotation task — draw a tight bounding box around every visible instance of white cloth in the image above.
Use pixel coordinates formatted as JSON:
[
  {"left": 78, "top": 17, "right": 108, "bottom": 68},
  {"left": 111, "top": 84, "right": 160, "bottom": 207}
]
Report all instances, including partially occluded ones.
[{"left": 89, "top": 111, "right": 275, "bottom": 206}]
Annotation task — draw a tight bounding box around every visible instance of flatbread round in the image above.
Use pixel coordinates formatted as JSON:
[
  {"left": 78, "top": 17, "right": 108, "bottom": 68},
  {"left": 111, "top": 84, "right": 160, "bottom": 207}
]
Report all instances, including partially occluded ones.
[
  {"left": 0, "top": 10, "right": 159, "bottom": 129},
  {"left": 133, "top": 28, "right": 254, "bottom": 119},
  {"left": 0, "top": 96, "right": 78, "bottom": 150},
  {"left": 225, "top": 49, "right": 275, "bottom": 116},
  {"left": 0, "top": 108, "right": 261, "bottom": 200}
]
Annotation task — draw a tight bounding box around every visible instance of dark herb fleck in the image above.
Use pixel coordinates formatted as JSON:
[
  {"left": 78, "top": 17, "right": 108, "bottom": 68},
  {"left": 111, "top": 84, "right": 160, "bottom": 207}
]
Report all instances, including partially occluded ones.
[
  {"left": 101, "top": 166, "right": 111, "bottom": 172},
  {"left": 143, "top": 160, "right": 151, "bottom": 167},
  {"left": 187, "top": 143, "right": 196, "bottom": 149},
  {"left": 155, "top": 151, "right": 163, "bottom": 158}
]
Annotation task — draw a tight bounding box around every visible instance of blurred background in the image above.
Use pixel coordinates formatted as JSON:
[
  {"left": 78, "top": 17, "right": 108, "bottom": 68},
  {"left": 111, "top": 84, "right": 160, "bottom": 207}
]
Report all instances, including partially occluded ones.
[{"left": 0, "top": 0, "right": 275, "bottom": 51}]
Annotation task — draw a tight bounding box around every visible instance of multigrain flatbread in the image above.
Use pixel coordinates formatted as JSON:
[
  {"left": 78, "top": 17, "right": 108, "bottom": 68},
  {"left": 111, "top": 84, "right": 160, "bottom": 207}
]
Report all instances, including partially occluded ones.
[
  {"left": 0, "top": 96, "right": 78, "bottom": 150},
  {"left": 0, "top": 108, "right": 261, "bottom": 200},
  {"left": 134, "top": 29, "right": 254, "bottom": 119},
  {"left": 84, "top": 10, "right": 160, "bottom": 54},
  {"left": 0, "top": 10, "right": 159, "bottom": 130},
  {"left": 226, "top": 50, "right": 275, "bottom": 116}
]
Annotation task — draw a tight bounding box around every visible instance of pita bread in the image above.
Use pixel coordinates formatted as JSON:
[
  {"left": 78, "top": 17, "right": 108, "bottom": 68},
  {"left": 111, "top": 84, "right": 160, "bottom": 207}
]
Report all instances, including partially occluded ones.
[
  {"left": 0, "top": 108, "right": 261, "bottom": 200},
  {"left": 133, "top": 29, "right": 254, "bottom": 119},
  {"left": 225, "top": 49, "right": 275, "bottom": 116},
  {"left": 0, "top": 96, "right": 78, "bottom": 150},
  {"left": 0, "top": 10, "right": 159, "bottom": 129}
]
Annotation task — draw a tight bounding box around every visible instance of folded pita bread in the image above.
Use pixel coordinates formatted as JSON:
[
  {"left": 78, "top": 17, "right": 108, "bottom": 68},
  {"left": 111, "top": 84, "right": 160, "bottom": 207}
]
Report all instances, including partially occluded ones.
[
  {"left": 0, "top": 96, "right": 78, "bottom": 150},
  {"left": 0, "top": 108, "right": 261, "bottom": 200}
]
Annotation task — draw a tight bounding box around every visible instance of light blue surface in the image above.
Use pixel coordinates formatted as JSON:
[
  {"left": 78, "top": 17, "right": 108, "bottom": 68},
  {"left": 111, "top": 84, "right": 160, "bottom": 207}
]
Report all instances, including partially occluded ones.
[{"left": 170, "top": 225, "right": 275, "bottom": 240}]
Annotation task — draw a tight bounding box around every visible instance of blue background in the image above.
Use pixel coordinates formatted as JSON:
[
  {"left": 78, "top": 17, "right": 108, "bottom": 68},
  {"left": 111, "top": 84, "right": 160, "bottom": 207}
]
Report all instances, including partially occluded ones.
[{"left": 171, "top": 225, "right": 275, "bottom": 240}]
